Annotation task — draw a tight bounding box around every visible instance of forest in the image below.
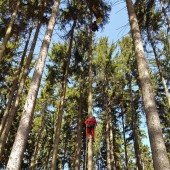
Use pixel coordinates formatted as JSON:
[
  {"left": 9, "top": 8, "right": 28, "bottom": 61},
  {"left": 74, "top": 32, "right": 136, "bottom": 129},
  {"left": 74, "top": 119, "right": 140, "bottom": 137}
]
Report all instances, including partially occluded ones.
[{"left": 0, "top": 0, "right": 170, "bottom": 169}]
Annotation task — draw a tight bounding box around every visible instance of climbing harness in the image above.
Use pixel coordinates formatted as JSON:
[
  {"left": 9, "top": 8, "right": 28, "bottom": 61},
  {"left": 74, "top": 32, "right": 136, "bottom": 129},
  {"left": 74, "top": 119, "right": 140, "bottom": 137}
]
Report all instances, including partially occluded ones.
[{"left": 87, "top": 124, "right": 95, "bottom": 128}]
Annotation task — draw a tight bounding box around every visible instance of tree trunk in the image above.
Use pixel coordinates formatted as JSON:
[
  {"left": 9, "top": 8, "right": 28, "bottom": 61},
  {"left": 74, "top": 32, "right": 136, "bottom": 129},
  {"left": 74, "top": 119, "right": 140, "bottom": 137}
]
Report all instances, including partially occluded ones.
[
  {"left": 125, "top": 0, "right": 170, "bottom": 169},
  {"left": 132, "top": 113, "right": 143, "bottom": 170},
  {"left": 29, "top": 102, "right": 47, "bottom": 170},
  {"left": 0, "top": 0, "right": 20, "bottom": 60},
  {"left": 6, "top": 1, "right": 60, "bottom": 169},
  {"left": 74, "top": 80, "right": 83, "bottom": 170},
  {"left": 121, "top": 111, "right": 128, "bottom": 170},
  {"left": 106, "top": 110, "right": 111, "bottom": 170},
  {"left": 159, "top": 0, "right": 170, "bottom": 30},
  {"left": 108, "top": 110, "right": 116, "bottom": 170},
  {"left": 0, "top": 16, "right": 42, "bottom": 158},
  {"left": 112, "top": 114, "right": 120, "bottom": 170},
  {"left": 0, "top": 25, "right": 33, "bottom": 137},
  {"left": 127, "top": 72, "right": 144, "bottom": 170},
  {"left": 87, "top": 22, "right": 93, "bottom": 170},
  {"left": 51, "top": 21, "right": 76, "bottom": 170}
]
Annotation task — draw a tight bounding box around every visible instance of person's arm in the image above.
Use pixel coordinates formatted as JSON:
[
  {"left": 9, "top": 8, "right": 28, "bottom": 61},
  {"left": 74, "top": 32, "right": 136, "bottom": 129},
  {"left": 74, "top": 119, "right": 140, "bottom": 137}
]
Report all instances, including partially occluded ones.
[{"left": 84, "top": 118, "right": 89, "bottom": 125}]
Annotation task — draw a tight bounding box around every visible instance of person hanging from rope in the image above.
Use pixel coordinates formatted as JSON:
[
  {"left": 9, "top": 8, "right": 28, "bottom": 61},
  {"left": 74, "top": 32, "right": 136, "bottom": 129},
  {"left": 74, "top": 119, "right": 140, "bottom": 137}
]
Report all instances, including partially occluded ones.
[
  {"left": 91, "top": 7, "right": 103, "bottom": 32},
  {"left": 84, "top": 116, "right": 97, "bottom": 141},
  {"left": 84, "top": 0, "right": 104, "bottom": 32},
  {"left": 91, "top": 21, "right": 99, "bottom": 32}
]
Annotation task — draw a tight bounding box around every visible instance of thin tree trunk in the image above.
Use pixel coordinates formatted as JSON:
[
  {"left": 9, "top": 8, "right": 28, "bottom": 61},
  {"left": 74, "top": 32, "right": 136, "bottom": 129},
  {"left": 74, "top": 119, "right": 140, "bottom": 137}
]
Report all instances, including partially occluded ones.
[
  {"left": 0, "top": 25, "right": 33, "bottom": 137},
  {"left": 132, "top": 113, "right": 143, "bottom": 170},
  {"left": 44, "top": 146, "right": 52, "bottom": 170},
  {"left": 87, "top": 22, "right": 93, "bottom": 170},
  {"left": 74, "top": 80, "right": 83, "bottom": 170},
  {"left": 131, "top": 104, "right": 143, "bottom": 170},
  {"left": 127, "top": 72, "right": 144, "bottom": 170},
  {"left": 51, "top": 21, "right": 76, "bottom": 170},
  {"left": 121, "top": 111, "right": 128, "bottom": 170},
  {"left": 29, "top": 102, "right": 47, "bottom": 170},
  {"left": 106, "top": 110, "right": 111, "bottom": 170},
  {"left": 112, "top": 113, "right": 120, "bottom": 170},
  {"left": 126, "top": 0, "right": 170, "bottom": 169},
  {"left": 103, "top": 77, "right": 112, "bottom": 170},
  {"left": 0, "top": 0, "right": 20, "bottom": 60},
  {"left": 0, "top": 17, "right": 42, "bottom": 158},
  {"left": 159, "top": 0, "right": 170, "bottom": 30},
  {"left": 6, "top": 1, "right": 60, "bottom": 169},
  {"left": 108, "top": 110, "right": 116, "bottom": 170},
  {"left": 147, "top": 29, "right": 170, "bottom": 108},
  {"left": 83, "top": 139, "right": 86, "bottom": 170}
]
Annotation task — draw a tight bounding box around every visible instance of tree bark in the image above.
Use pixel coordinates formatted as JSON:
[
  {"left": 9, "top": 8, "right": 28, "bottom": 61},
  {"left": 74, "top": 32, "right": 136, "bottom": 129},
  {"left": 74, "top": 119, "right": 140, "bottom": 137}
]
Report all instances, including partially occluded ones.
[
  {"left": 6, "top": 1, "right": 60, "bottom": 169},
  {"left": 132, "top": 113, "right": 143, "bottom": 170},
  {"left": 106, "top": 110, "right": 111, "bottom": 170},
  {"left": 74, "top": 80, "right": 83, "bottom": 170},
  {"left": 29, "top": 102, "right": 47, "bottom": 170},
  {"left": 87, "top": 23, "right": 93, "bottom": 170},
  {"left": 127, "top": 72, "right": 144, "bottom": 170},
  {"left": 121, "top": 111, "right": 128, "bottom": 170},
  {"left": 51, "top": 21, "right": 76, "bottom": 170},
  {"left": 0, "top": 0, "right": 20, "bottom": 61},
  {"left": 108, "top": 110, "right": 116, "bottom": 170},
  {"left": 125, "top": 0, "right": 170, "bottom": 169}
]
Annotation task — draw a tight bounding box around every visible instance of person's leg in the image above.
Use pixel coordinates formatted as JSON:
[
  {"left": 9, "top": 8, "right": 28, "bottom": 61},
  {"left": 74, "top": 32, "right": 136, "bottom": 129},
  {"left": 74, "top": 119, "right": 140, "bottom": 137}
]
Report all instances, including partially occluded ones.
[
  {"left": 86, "top": 127, "right": 91, "bottom": 139},
  {"left": 91, "top": 128, "right": 95, "bottom": 140}
]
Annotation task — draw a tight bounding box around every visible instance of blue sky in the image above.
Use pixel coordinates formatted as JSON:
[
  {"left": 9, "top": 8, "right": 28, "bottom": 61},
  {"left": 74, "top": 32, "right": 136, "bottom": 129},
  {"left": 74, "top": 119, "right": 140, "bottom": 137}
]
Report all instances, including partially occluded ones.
[{"left": 96, "top": 1, "right": 130, "bottom": 43}]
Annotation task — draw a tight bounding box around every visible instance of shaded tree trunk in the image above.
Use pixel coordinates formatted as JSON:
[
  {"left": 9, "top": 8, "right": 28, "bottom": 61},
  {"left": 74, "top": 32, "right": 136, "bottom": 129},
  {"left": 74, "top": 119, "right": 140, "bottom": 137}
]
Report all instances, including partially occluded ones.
[
  {"left": 112, "top": 113, "right": 120, "bottom": 170},
  {"left": 51, "top": 21, "right": 76, "bottom": 170},
  {"left": 106, "top": 110, "right": 111, "bottom": 170},
  {"left": 121, "top": 110, "right": 128, "bottom": 170},
  {"left": 127, "top": 72, "right": 144, "bottom": 170},
  {"left": 125, "top": 0, "right": 170, "bottom": 169},
  {"left": 108, "top": 106, "right": 116, "bottom": 170},
  {"left": 74, "top": 80, "right": 83, "bottom": 170},
  {"left": 87, "top": 23, "right": 93, "bottom": 170},
  {"left": 0, "top": 0, "right": 20, "bottom": 60},
  {"left": 132, "top": 113, "right": 143, "bottom": 170},
  {"left": 6, "top": 1, "right": 60, "bottom": 169},
  {"left": 29, "top": 102, "right": 47, "bottom": 170},
  {"left": 103, "top": 77, "right": 112, "bottom": 170}
]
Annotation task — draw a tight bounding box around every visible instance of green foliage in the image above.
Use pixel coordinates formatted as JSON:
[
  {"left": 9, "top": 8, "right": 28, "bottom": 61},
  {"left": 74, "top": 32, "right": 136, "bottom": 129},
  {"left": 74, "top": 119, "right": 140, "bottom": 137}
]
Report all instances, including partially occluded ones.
[{"left": 1, "top": 0, "right": 170, "bottom": 169}]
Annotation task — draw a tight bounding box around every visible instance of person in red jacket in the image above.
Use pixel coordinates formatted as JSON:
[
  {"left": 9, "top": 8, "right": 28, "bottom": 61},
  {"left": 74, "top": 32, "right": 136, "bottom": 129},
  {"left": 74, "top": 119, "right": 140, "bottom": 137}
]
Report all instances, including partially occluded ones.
[{"left": 84, "top": 116, "right": 97, "bottom": 141}]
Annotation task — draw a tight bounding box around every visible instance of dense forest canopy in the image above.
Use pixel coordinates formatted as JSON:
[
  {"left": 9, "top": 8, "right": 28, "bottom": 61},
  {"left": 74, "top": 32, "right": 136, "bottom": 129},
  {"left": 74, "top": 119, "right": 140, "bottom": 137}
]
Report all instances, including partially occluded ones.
[{"left": 0, "top": 0, "right": 170, "bottom": 169}]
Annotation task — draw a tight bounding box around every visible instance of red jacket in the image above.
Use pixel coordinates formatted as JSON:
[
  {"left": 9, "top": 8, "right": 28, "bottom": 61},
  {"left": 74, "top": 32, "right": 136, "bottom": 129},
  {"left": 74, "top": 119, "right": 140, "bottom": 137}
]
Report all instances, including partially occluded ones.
[{"left": 84, "top": 117, "right": 97, "bottom": 125}]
